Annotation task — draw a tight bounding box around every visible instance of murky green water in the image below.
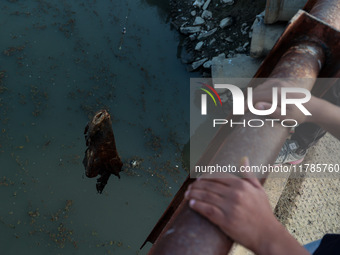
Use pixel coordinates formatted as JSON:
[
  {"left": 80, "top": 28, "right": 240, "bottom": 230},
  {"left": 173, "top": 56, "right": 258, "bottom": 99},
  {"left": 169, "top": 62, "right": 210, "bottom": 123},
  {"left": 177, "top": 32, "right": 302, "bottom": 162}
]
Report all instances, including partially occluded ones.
[{"left": 0, "top": 1, "right": 196, "bottom": 254}]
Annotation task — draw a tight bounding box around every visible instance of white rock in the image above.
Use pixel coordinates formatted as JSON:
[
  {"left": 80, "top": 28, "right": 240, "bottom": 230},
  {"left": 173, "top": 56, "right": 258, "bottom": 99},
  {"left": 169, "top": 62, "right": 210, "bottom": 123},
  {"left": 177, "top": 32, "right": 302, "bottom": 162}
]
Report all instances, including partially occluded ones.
[
  {"left": 193, "top": 16, "right": 205, "bottom": 26},
  {"left": 243, "top": 42, "right": 249, "bottom": 48},
  {"left": 209, "top": 38, "right": 216, "bottom": 45},
  {"left": 221, "top": 0, "right": 234, "bottom": 5},
  {"left": 193, "top": 0, "right": 205, "bottom": 8},
  {"left": 225, "top": 36, "right": 234, "bottom": 43},
  {"left": 189, "top": 34, "right": 197, "bottom": 41},
  {"left": 201, "top": 10, "right": 212, "bottom": 19},
  {"left": 219, "top": 17, "right": 232, "bottom": 29},
  {"left": 203, "top": 60, "right": 212, "bottom": 68},
  {"left": 203, "top": 0, "right": 211, "bottom": 10},
  {"left": 191, "top": 10, "right": 197, "bottom": 16},
  {"left": 191, "top": 58, "right": 208, "bottom": 70},
  {"left": 195, "top": 41, "right": 204, "bottom": 51},
  {"left": 235, "top": 46, "right": 245, "bottom": 52},
  {"left": 180, "top": 26, "right": 201, "bottom": 34},
  {"left": 197, "top": 27, "right": 217, "bottom": 40}
]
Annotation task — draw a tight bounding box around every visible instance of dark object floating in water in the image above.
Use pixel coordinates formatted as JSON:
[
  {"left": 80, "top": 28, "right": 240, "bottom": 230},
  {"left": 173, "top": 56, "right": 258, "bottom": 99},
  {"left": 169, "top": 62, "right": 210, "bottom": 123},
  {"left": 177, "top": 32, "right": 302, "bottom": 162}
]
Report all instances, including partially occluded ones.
[{"left": 83, "top": 110, "right": 123, "bottom": 193}]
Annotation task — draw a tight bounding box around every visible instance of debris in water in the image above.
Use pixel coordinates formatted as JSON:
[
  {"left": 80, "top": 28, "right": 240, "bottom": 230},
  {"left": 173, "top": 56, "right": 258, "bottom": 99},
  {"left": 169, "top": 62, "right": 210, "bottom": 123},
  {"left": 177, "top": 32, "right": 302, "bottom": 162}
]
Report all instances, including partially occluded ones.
[{"left": 83, "top": 109, "right": 123, "bottom": 193}]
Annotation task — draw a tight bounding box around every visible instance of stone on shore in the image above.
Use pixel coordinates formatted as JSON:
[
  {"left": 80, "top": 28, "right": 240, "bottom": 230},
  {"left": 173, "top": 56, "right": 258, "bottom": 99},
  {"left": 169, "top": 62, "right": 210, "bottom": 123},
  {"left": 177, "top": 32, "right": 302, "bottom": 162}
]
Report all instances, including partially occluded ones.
[
  {"left": 180, "top": 26, "right": 202, "bottom": 34},
  {"left": 203, "top": 60, "right": 212, "bottom": 68},
  {"left": 209, "top": 38, "right": 216, "bottom": 45},
  {"left": 193, "top": 0, "right": 205, "bottom": 8},
  {"left": 201, "top": 10, "right": 212, "bottom": 19},
  {"left": 193, "top": 16, "right": 205, "bottom": 26},
  {"left": 225, "top": 36, "right": 234, "bottom": 43},
  {"left": 189, "top": 34, "right": 197, "bottom": 41},
  {"left": 219, "top": 17, "right": 232, "bottom": 29},
  {"left": 221, "top": 0, "right": 234, "bottom": 5},
  {"left": 190, "top": 58, "right": 208, "bottom": 71},
  {"left": 197, "top": 28, "right": 217, "bottom": 40},
  {"left": 203, "top": 0, "right": 212, "bottom": 10},
  {"left": 195, "top": 41, "right": 204, "bottom": 51}
]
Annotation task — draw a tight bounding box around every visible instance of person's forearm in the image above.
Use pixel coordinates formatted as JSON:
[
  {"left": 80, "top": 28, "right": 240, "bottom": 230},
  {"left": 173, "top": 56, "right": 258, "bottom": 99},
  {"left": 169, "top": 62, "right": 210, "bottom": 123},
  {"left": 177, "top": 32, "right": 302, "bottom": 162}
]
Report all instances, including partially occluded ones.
[
  {"left": 257, "top": 221, "right": 309, "bottom": 255},
  {"left": 308, "top": 97, "right": 340, "bottom": 140}
]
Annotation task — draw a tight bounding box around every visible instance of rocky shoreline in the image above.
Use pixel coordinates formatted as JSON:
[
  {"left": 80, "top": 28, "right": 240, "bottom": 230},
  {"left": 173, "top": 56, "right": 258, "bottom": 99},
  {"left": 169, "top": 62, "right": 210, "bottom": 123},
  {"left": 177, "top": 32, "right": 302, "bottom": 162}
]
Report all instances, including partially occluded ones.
[{"left": 169, "top": 0, "right": 265, "bottom": 74}]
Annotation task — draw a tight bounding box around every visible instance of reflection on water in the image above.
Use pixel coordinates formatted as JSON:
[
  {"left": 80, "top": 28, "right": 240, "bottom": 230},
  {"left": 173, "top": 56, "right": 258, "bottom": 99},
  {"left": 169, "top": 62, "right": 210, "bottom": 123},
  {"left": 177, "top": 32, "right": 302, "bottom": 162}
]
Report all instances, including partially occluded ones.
[{"left": 0, "top": 0, "right": 196, "bottom": 254}]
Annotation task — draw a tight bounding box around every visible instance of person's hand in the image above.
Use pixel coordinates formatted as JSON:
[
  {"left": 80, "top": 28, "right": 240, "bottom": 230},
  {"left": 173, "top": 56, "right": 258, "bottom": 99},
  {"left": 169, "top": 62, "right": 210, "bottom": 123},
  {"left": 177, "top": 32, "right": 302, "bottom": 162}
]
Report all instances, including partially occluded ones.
[
  {"left": 185, "top": 157, "right": 278, "bottom": 253},
  {"left": 185, "top": 157, "right": 309, "bottom": 255},
  {"left": 249, "top": 80, "right": 314, "bottom": 124}
]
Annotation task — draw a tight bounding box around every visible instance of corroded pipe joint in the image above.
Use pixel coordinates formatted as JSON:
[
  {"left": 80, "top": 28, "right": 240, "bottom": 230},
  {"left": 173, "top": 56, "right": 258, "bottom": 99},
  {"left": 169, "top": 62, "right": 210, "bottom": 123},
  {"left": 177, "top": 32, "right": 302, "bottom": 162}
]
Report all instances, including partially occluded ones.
[{"left": 270, "top": 40, "right": 325, "bottom": 80}]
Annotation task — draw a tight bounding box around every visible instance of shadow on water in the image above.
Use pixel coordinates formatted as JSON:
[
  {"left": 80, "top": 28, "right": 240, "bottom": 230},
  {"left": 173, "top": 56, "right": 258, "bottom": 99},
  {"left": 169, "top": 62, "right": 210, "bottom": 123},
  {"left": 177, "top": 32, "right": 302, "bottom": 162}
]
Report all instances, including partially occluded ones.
[{"left": 140, "top": 0, "right": 171, "bottom": 22}]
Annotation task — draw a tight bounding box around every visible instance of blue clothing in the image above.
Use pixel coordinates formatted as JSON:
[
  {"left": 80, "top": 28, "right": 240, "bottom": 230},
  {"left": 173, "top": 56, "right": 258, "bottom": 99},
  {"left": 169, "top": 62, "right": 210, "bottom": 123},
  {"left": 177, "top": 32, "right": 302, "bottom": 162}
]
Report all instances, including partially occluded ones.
[
  {"left": 304, "top": 234, "right": 340, "bottom": 255},
  {"left": 304, "top": 239, "right": 321, "bottom": 254}
]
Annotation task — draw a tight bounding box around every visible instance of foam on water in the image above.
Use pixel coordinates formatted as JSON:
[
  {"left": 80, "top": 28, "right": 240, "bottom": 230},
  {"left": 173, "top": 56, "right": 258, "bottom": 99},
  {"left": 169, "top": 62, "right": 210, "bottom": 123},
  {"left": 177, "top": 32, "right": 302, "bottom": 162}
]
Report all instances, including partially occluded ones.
[{"left": 0, "top": 0, "right": 197, "bottom": 254}]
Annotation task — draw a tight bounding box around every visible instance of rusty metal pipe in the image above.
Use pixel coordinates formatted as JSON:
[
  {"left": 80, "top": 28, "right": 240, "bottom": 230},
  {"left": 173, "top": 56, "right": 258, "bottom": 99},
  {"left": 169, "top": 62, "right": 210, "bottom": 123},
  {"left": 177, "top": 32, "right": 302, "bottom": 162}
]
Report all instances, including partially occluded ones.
[
  {"left": 146, "top": 0, "right": 339, "bottom": 254},
  {"left": 310, "top": 0, "right": 340, "bottom": 30},
  {"left": 270, "top": 42, "right": 325, "bottom": 79}
]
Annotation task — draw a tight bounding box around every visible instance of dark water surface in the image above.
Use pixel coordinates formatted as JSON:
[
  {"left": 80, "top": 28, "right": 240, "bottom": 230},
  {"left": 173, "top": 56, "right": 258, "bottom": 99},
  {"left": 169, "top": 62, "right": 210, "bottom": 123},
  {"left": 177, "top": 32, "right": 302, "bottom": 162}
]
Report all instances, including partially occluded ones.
[{"left": 0, "top": 0, "right": 196, "bottom": 254}]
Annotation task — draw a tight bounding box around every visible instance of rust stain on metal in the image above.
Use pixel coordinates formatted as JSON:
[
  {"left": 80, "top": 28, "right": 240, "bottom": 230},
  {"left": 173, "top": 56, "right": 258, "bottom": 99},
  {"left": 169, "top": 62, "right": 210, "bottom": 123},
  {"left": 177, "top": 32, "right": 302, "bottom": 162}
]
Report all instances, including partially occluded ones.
[
  {"left": 83, "top": 109, "right": 123, "bottom": 193},
  {"left": 310, "top": 0, "right": 340, "bottom": 30}
]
